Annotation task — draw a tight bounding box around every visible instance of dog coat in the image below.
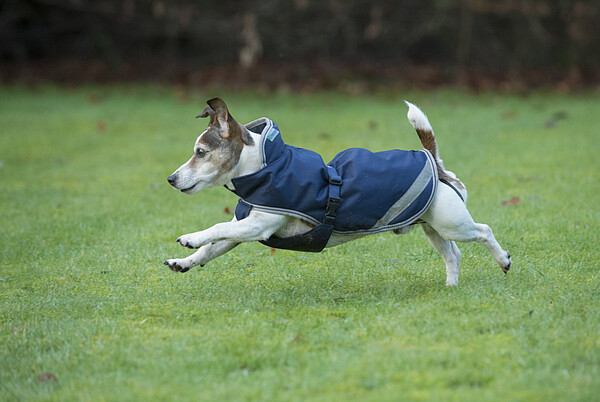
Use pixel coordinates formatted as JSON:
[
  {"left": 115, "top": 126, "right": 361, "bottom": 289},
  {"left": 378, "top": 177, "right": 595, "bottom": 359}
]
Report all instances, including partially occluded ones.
[{"left": 230, "top": 118, "right": 438, "bottom": 252}]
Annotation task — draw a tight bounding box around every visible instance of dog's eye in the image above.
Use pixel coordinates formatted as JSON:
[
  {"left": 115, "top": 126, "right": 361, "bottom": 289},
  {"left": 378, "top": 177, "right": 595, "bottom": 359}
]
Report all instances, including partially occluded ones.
[{"left": 196, "top": 148, "right": 207, "bottom": 158}]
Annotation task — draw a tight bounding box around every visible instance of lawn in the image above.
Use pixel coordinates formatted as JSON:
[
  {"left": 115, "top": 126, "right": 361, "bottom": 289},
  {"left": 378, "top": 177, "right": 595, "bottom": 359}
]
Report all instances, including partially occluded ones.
[{"left": 1, "top": 85, "right": 598, "bottom": 401}]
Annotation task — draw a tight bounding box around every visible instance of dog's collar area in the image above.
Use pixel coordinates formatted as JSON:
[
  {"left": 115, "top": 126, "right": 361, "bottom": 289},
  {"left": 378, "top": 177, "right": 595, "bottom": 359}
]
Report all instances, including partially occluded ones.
[
  {"left": 244, "top": 117, "right": 285, "bottom": 168},
  {"left": 247, "top": 121, "right": 267, "bottom": 134}
]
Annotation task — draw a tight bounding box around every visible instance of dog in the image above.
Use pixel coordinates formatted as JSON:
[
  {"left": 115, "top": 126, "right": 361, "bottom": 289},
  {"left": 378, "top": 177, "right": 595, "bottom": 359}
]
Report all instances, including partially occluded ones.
[{"left": 165, "top": 98, "right": 511, "bottom": 286}]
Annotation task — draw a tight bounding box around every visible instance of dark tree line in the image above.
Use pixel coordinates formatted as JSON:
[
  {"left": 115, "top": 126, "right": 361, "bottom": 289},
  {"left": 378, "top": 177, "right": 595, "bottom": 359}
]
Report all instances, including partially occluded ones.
[{"left": 1, "top": 0, "right": 598, "bottom": 85}]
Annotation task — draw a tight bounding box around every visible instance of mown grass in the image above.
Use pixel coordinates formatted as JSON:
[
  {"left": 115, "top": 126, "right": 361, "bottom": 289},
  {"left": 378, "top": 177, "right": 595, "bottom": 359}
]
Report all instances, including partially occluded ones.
[{"left": 1, "top": 85, "right": 599, "bottom": 401}]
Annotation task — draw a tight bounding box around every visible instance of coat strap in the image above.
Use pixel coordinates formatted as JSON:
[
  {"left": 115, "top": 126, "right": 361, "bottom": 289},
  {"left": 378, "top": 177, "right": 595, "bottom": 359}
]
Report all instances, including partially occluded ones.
[
  {"left": 324, "top": 165, "right": 342, "bottom": 226},
  {"left": 254, "top": 165, "right": 342, "bottom": 253}
]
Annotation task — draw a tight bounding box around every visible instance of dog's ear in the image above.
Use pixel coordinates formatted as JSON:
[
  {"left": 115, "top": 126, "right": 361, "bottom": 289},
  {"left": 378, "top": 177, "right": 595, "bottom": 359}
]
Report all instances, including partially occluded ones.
[
  {"left": 206, "top": 98, "right": 230, "bottom": 134},
  {"left": 196, "top": 98, "right": 228, "bottom": 131},
  {"left": 196, "top": 106, "right": 217, "bottom": 125},
  {"left": 205, "top": 98, "right": 254, "bottom": 146}
]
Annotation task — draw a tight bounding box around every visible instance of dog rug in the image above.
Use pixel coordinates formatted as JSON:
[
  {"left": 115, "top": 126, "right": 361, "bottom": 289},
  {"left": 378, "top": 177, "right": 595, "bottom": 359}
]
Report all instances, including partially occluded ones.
[{"left": 231, "top": 118, "right": 438, "bottom": 251}]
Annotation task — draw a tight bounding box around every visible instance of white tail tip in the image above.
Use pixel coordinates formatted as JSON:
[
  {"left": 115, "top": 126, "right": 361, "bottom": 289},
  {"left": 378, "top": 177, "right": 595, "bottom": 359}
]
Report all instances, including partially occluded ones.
[{"left": 405, "top": 100, "right": 432, "bottom": 132}]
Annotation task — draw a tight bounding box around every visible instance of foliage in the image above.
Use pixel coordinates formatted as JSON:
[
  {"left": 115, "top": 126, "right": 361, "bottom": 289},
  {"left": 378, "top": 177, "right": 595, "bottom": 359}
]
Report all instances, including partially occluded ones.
[
  {"left": 2, "top": 0, "right": 600, "bottom": 81},
  {"left": 0, "top": 85, "right": 599, "bottom": 400}
]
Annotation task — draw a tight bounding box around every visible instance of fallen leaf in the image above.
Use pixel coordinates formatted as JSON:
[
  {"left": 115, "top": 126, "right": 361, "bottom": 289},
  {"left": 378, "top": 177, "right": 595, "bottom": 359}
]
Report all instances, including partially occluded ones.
[
  {"left": 501, "top": 110, "right": 517, "bottom": 119},
  {"left": 224, "top": 207, "right": 232, "bottom": 214},
  {"left": 544, "top": 110, "right": 568, "bottom": 128},
  {"left": 552, "top": 111, "right": 568, "bottom": 120},
  {"left": 97, "top": 120, "right": 106, "bottom": 132},
  {"left": 292, "top": 333, "right": 305, "bottom": 343},
  {"left": 334, "top": 294, "right": 350, "bottom": 303},
  {"left": 270, "top": 248, "right": 276, "bottom": 255},
  {"left": 86, "top": 94, "right": 101, "bottom": 104},
  {"left": 517, "top": 177, "right": 541, "bottom": 182},
  {"left": 38, "top": 373, "right": 58, "bottom": 383},
  {"left": 502, "top": 197, "right": 521, "bottom": 206}
]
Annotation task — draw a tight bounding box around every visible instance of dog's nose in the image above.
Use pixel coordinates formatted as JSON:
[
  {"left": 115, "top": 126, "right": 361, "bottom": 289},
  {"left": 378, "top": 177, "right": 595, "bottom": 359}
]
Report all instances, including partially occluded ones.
[{"left": 167, "top": 174, "right": 177, "bottom": 186}]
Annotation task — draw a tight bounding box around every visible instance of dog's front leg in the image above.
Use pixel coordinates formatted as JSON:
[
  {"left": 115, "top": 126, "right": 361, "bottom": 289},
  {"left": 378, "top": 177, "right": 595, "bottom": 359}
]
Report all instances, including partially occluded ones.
[
  {"left": 176, "top": 211, "right": 287, "bottom": 249},
  {"left": 165, "top": 240, "right": 239, "bottom": 272}
]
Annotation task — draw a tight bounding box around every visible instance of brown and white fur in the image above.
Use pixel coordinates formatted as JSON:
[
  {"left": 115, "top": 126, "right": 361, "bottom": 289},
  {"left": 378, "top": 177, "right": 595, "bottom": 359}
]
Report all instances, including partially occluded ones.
[{"left": 165, "top": 98, "right": 511, "bottom": 286}]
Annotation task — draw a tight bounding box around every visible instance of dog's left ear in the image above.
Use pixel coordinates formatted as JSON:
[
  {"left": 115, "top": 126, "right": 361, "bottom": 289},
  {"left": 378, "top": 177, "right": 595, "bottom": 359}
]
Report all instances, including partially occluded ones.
[
  {"left": 196, "top": 106, "right": 217, "bottom": 125},
  {"left": 205, "top": 98, "right": 254, "bottom": 146}
]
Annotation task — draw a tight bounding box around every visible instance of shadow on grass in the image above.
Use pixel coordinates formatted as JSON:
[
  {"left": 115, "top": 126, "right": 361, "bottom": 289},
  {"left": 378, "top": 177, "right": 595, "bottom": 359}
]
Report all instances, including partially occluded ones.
[{"left": 172, "top": 250, "right": 450, "bottom": 313}]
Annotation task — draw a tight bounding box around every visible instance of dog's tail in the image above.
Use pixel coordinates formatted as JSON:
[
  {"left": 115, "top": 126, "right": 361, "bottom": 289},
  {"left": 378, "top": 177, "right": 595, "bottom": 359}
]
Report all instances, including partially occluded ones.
[
  {"left": 405, "top": 101, "right": 447, "bottom": 178},
  {"left": 405, "top": 101, "right": 467, "bottom": 199}
]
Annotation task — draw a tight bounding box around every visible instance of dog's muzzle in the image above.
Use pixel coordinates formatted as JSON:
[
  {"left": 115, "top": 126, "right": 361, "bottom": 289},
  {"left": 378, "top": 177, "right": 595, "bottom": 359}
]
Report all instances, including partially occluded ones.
[{"left": 167, "top": 173, "right": 199, "bottom": 193}]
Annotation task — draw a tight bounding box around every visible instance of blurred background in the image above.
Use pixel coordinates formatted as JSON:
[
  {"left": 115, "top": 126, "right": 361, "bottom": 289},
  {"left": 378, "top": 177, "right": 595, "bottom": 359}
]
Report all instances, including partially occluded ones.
[{"left": 1, "top": 0, "right": 599, "bottom": 91}]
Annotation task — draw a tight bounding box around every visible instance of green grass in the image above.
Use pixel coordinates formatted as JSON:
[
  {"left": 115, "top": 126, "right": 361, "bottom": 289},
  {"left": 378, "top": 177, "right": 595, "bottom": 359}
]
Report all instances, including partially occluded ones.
[{"left": 1, "top": 85, "right": 599, "bottom": 401}]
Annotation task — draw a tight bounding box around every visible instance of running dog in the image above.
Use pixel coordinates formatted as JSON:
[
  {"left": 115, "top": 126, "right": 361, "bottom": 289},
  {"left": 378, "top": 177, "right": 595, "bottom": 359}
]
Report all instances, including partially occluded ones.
[{"left": 165, "top": 98, "right": 511, "bottom": 286}]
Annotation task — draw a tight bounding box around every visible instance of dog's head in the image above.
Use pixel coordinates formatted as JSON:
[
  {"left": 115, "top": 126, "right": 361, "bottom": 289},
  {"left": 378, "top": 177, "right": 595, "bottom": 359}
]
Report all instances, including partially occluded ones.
[{"left": 167, "top": 98, "right": 254, "bottom": 194}]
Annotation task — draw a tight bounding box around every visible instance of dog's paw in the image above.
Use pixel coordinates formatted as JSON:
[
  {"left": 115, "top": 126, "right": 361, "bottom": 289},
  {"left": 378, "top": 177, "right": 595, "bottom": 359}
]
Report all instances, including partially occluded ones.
[
  {"left": 176, "top": 233, "right": 205, "bottom": 249},
  {"left": 164, "top": 259, "right": 191, "bottom": 273},
  {"left": 501, "top": 251, "right": 512, "bottom": 274},
  {"left": 446, "top": 278, "right": 458, "bottom": 287}
]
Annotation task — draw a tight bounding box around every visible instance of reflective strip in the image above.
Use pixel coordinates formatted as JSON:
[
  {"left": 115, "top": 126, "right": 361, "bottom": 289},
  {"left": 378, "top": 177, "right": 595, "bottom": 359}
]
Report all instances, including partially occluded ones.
[
  {"left": 242, "top": 201, "right": 322, "bottom": 226},
  {"left": 373, "top": 151, "right": 434, "bottom": 229},
  {"left": 260, "top": 120, "right": 274, "bottom": 167}
]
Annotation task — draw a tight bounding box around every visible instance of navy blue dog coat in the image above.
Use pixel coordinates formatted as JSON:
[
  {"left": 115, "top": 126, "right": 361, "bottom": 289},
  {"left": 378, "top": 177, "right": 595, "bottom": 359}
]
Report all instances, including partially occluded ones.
[{"left": 230, "top": 118, "right": 439, "bottom": 252}]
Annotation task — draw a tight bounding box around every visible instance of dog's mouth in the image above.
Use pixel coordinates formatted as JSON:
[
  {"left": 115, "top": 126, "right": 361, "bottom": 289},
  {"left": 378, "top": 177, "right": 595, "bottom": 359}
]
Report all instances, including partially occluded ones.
[{"left": 180, "top": 182, "right": 200, "bottom": 194}]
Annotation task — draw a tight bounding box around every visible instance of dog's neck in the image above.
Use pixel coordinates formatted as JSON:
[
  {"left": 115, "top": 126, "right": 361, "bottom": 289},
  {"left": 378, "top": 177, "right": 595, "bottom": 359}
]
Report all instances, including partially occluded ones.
[{"left": 223, "top": 131, "right": 263, "bottom": 191}]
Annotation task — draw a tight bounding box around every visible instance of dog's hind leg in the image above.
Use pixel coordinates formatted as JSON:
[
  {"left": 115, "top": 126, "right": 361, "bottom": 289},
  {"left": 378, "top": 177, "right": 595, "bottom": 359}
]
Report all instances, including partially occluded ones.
[
  {"left": 423, "top": 183, "right": 512, "bottom": 274},
  {"left": 165, "top": 241, "right": 239, "bottom": 273},
  {"left": 422, "top": 224, "right": 462, "bottom": 286}
]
